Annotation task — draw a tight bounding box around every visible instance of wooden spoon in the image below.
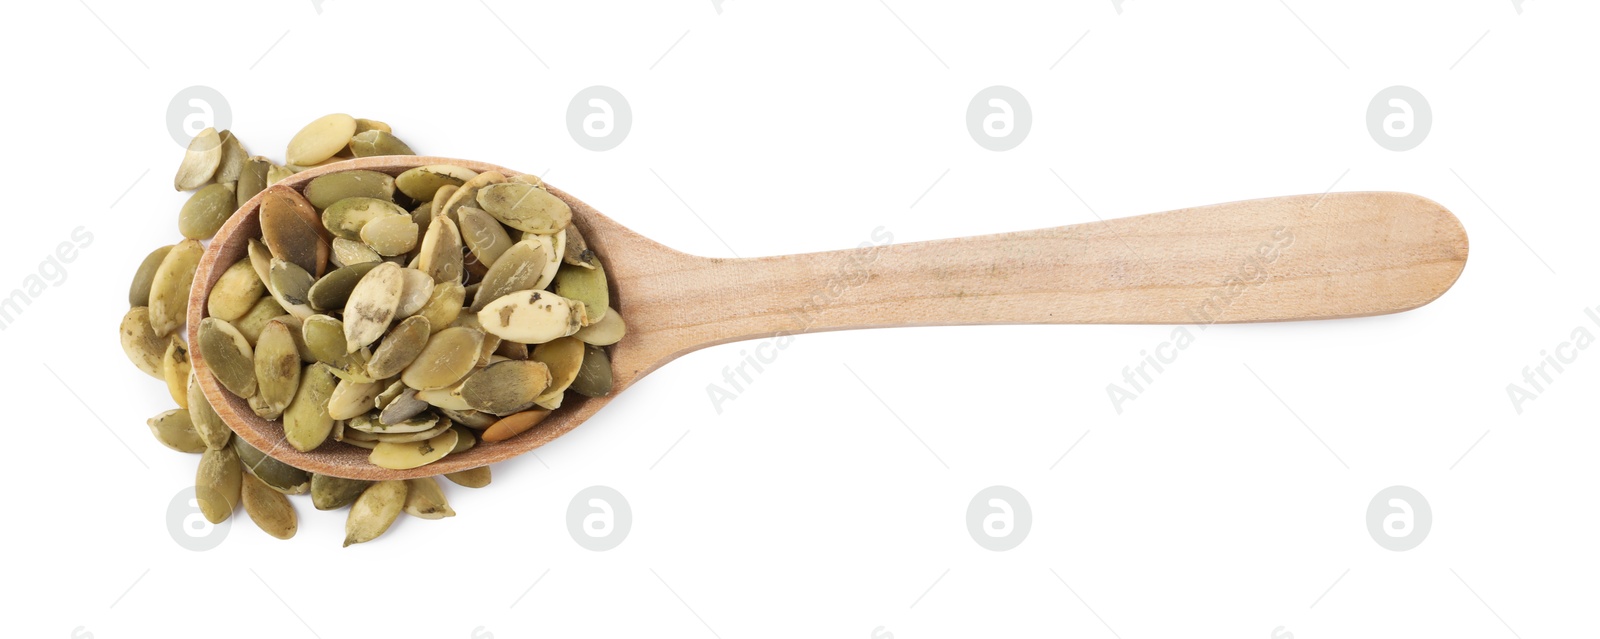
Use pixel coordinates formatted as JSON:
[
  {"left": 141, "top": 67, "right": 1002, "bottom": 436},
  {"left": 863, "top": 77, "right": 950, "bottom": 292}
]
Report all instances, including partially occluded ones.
[{"left": 188, "top": 156, "right": 1468, "bottom": 480}]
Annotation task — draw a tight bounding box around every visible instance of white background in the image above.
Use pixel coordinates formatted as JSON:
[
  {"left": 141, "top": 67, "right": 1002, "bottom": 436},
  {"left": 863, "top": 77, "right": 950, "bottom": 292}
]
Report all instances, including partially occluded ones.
[{"left": 3, "top": 1, "right": 1595, "bottom": 637}]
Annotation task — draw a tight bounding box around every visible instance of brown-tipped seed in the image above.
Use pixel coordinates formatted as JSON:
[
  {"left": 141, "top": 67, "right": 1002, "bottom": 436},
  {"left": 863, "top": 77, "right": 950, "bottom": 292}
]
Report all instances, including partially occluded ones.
[
  {"left": 283, "top": 363, "right": 337, "bottom": 452},
  {"left": 445, "top": 466, "right": 492, "bottom": 488},
  {"left": 198, "top": 317, "right": 257, "bottom": 398},
  {"left": 480, "top": 409, "right": 551, "bottom": 443},
  {"left": 207, "top": 258, "right": 266, "bottom": 322},
  {"left": 178, "top": 182, "right": 236, "bottom": 240},
  {"left": 402, "top": 477, "right": 455, "bottom": 519},
  {"left": 148, "top": 239, "right": 203, "bottom": 337},
  {"left": 286, "top": 113, "right": 357, "bottom": 166},
  {"left": 312, "top": 474, "right": 371, "bottom": 510},
  {"left": 174, "top": 127, "right": 222, "bottom": 190},
  {"left": 128, "top": 245, "right": 172, "bottom": 307},
  {"left": 344, "top": 480, "right": 407, "bottom": 546},
  {"left": 476, "top": 182, "right": 571, "bottom": 234},
  {"left": 343, "top": 262, "right": 404, "bottom": 352},
  {"left": 196, "top": 446, "right": 242, "bottom": 524},
  {"left": 241, "top": 472, "right": 298, "bottom": 539},
  {"left": 563, "top": 223, "right": 598, "bottom": 269},
  {"left": 261, "top": 185, "right": 329, "bottom": 277},
  {"left": 162, "top": 337, "right": 191, "bottom": 408},
  {"left": 252, "top": 320, "right": 301, "bottom": 420},
  {"left": 187, "top": 373, "right": 233, "bottom": 450},
  {"left": 148, "top": 409, "right": 205, "bottom": 453},
  {"left": 233, "top": 437, "right": 310, "bottom": 495},
  {"left": 120, "top": 307, "right": 167, "bottom": 378}
]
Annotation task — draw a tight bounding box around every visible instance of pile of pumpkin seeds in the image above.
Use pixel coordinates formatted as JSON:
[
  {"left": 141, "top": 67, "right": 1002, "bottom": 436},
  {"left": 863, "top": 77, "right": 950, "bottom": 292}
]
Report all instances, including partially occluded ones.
[{"left": 122, "top": 114, "right": 624, "bottom": 545}]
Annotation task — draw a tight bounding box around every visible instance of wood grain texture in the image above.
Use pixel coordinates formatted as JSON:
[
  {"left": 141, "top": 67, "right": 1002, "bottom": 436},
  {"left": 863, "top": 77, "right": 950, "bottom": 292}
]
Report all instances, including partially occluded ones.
[{"left": 189, "top": 156, "right": 1468, "bottom": 480}]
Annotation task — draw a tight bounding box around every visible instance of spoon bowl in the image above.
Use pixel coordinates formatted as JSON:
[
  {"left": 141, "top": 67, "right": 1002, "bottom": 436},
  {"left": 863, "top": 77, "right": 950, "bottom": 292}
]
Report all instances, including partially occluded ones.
[{"left": 189, "top": 156, "right": 1468, "bottom": 480}]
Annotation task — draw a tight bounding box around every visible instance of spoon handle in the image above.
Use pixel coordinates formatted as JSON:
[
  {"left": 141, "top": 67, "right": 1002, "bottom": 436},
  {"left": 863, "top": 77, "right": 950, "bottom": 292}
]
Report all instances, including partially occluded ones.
[{"left": 627, "top": 192, "right": 1466, "bottom": 362}]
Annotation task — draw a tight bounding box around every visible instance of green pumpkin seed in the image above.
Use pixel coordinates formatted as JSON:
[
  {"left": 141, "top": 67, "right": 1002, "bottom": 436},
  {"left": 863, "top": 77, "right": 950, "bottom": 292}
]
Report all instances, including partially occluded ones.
[
  {"left": 307, "top": 262, "right": 379, "bottom": 311},
  {"left": 322, "top": 197, "right": 407, "bottom": 241},
  {"left": 305, "top": 170, "right": 396, "bottom": 210},
  {"left": 207, "top": 258, "right": 265, "bottom": 322},
  {"left": 393, "top": 268, "right": 434, "bottom": 319},
  {"left": 469, "top": 239, "right": 548, "bottom": 312},
  {"left": 232, "top": 437, "right": 310, "bottom": 495},
  {"left": 416, "top": 280, "right": 465, "bottom": 334},
  {"left": 476, "top": 290, "right": 585, "bottom": 345},
  {"left": 349, "top": 130, "right": 414, "bottom": 157},
  {"left": 571, "top": 344, "right": 614, "bottom": 397},
  {"left": 196, "top": 445, "right": 242, "bottom": 524},
  {"left": 395, "top": 165, "right": 477, "bottom": 201},
  {"left": 198, "top": 317, "right": 257, "bottom": 398},
  {"left": 179, "top": 182, "right": 236, "bottom": 240},
  {"left": 574, "top": 309, "right": 625, "bottom": 346},
  {"left": 301, "top": 315, "right": 371, "bottom": 380},
  {"left": 368, "top": 315, "right": 430, "bottom": 379},
  {"left": 438, "top": 171, "right": 505, "bottom": 225},
  {"left": 551, "top": 261, "right": 609, "bottom": 323},
  {"left": 332, "top": 237, "right": 382, "bottom": 267},
  {"left": 216, "top": 130, "right": 250, "bottom": 183},
  {"left": 247, "top": 238, "right": 273, "bottom": 283},
  {"left": 361, "top": 417, "right": 452, "bottom": 442},
  {"left": 445, "top": 466, "right": 491, "bottom": 488},
  {"left": 417, "top": 215, "right": 464, "bottom": 284},
  {"left": 449, "top": 426, "right": 477, "bottom": 454},
  {"left": 344, "top": 262, "right": 404, "bottom": 351},
  {"left": 360, "top": 213, "right": 419, "bottom": 256},
  {"left": 187, "top": 373, "right": 233, "bottom": 450},
  {"left": 494, "top": 340, "right": 529, "bottom": 360},
  {"left": 344, "top": 479, "right": 407, "bottom": 546},
  {"left": 128, "top": 245, "right": 172, "bottom": 307},
  {"left": 312, "top": 474, "right": 371, "bottom": 510},
  {"left": 563, "top": 223, "right": 598, "bottom": 269},
  {"left": 261, "top": 185, "right": 329, "bottom": 278},
  {"left": 354, "top": 118, "right": 391, "bottom": 134},
  {"left": 458, "top": 206, "right": 514, "bottom": 268},
  {"left": 267, "top": 258, "right": 316, "bottom": 319},
  {"left": 286, "top": 113, "right": 357, "bottom": 166},
  {"left": 460, "top": 359, "right": 551, "bottom": 415},
  {"left": 148, "top": 409, "right": 205, "bottom": 453},
  {"left": 416, "top": 382, "right": 472, "bottom": 411},
  {"left": 402, "top": 477, "right": 455, "bottom": 519},
  {"left": 349, "top": 411, "right": 439, "bottom": 435},
  {"left": 119, "top": 307, "right": 166, "bottom": 378},
  {"left": 267, "top": 163, "right": 294, "bottom": 184},
  {"left": 402, "top": 326, "right": 484, "bottom": 390},
  {"left": 174, "top": 127, "right": 222, "bottom": 191},
  {"left": 530, "top": 337, "right": 583, "bottom": 409},
  {"left": 241, "top": 472, "right": 298, "bottom": 539},
  {"left": 237, "top": 157, "right": 271, "bottom": 209},
  {"left": 252, "top": 320, "right": 301, "bottom": 420},
  {"left": 234, "top": 297, "right": 287, "bottom": 345},
  {"left": 283, "top": 363, "right": 337, "bottom": 452},
  {"left": 369, "top": 429, "right": 458, "bottom": 470},
  {"left": 437, "top": 407, "right": 497, "bottom": 429},
  {"left": 328, "top": 378, "right": 385, "bottom": 421},
  {"left": 162, "top": 337, "right": 191, "bottom": 408},
  {"left": 148, "top": 239, "right": 203, "bottom": 337},
  {"left": 476, "top": 182, "right": 572, "bottom": 234},
  {"left": 379, "top": 386, "right": 430, "bottom": 425}
]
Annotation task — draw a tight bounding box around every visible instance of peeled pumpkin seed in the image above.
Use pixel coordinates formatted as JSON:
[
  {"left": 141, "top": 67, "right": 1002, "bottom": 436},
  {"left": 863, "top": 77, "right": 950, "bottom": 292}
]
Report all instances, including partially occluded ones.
[
  {"left": 354, "top": 118, "right": 391, "bottom": 134},
  {"left": 188, "top": 373, "right": 232, "bottom": 450},
  {"left": 234, "top": 297, "right": 286, "bottom": 345},
  {"left": 416, "top": 382, "right": 472, "bottom": 411},
  {"left": 359, "top": 213, "right": 419, "bottom": 256},
  {"left": 344, "top": 262, "right": 404, "bottom": 351},
  {"left": 379, "top": 386, "right": 430, "bottom": 425},
  {"left": 328, "top": 378, "right": 384, "bottom": 420},
  {"left": 469, "top": 239, "right": 547, "bottom": 312},
  {"left": 119, "top": 307, "right": 167, "bottom": 379},
  {"left": 267, "top": 258, "right": 315, "bottom": 319},
  {"left": 394, "top": 268, "right": 434, "bottom": 318},
  {"left": 241, "top": 472, "right": 298, "bottom": 539},
  {"left": 147, "top": 409, "right": 205, "bottom": 453},
  {"left": 179, "top": 182, "right": 236, "bottom": 239},
  {"left": 312, "top": 474, "right": 370, "bottom": 510},
  {"left": 367, "top": 315, "right": 430, "bottom": 379},
  {"left": 349, "top": 130, "right": 414, "bottom": 157},
  {"left": 252, "top": 320, "right": 301, "bottom": 420},
  {"left": 174, "top": 127, "right": 222, "bottom": 190},
  {"left": 459, "top": 206, "right": 514, "bottom": 268},
  {"left": 286, "top": 113, "right": 357, "bottom": 166},
  {"left": 344, "top": 480, "right": 407, "bottom": 546},
  {"left": 563, "top": 223, "right": 598, "bottom": 269},
  {"left": 552, "top": 260, "right": 609, "bottom": 323},
  {"left": 460, "top": 359, "right": 551, "bottom": 415},
  {"left": 574, "top": 309, "right": 625, "bottom": 346},
  {"left": 402, "top": 477, "right": 455, "bottom": 519},
  {"left": 395, "top": 164, "right": 477, "bottom": 201},
  {"left": 332, "top": 237, "right": 382, "bottom": 267},
  {"left": 308, "top": 262, "right": 379, "bottom": 311},
  {"left": 417, "top": 215, "right": 464, "bottom": 284},
  {"left": 148, "top": 239, "right": 203, "bottom": 337},
  {"left": 439, "top": 171, "right": 505, "bottom": 224},
  {"left": 476, "top": 290, "right": 585, "bottom": 344},
  {"left": 476, "top": 182, "right": 572, "bottom": 234},
  {"left": 481, "top": 409, "right": 550, "bottom": 443},
  {"left": 302, "top": 315, "right": 371, "bottom": 380},
  {"left": 260, "top": 184, "right": 329, "bottom": 277},
  {"left": 402, "top": 326, "right": 483, "bottom": 390},
  {"left": 571, "top": 344, "right": 614, "bottom": 397},
  {"left": 369, "top": 429, "right": 457, "bottom": 470},
  {"left": 128, "top": 245, "right": 172, "bottom": 307},
  {"left": 416, "top": 280, "right": 465, "bottom": 333},
  {"left": 449, "top": 426, "right": 477, "bottom": 454},
  {"left": 323, "top": 197, "right": 407, "bottom": 241},
  {"left": 208, "top": 258, "right": 266, "bottom": 322},
  {"left": 305, "top": 170, "right": 396, "bottom": 210},
  {"left": 196, "top": 446, "right": 242, "bottom": 524},
  {"left": 283, "top": 363, "right": 337, "bottom": 452},
  {"left": 531, "top": 230, "right": 564, "bottom": 291},
  {"left": 349, "top": 412, "right": 439, "bottom": 435},
  {"left": 438, "top": 407, "right": 497, "bottom": 429},
  {"left": 495, "top": 340, "right": 528, "bottom": 360},
  {"left": 267, "top": 164, "right": 295, "bottom": 185},
  {"left": 162, "top": 337, "right": 191, "bottom": 408},
  {"left": 233, "top": 437, "right": 311, "bottom": 495},
  {"left": 198, "top": 317, "right": 257, "bottom": 398},
  {"left": 530, "top": 337, "right": 584, "bottom": 409},
  {"left": 237, "top": 157, "right": 271, "bottom": 209},
  {"left": 445, "top": 466, "right": 491, "bottom": 488},
  {"left": 247, "top": 238, "right": 273, "bottom": 283}
]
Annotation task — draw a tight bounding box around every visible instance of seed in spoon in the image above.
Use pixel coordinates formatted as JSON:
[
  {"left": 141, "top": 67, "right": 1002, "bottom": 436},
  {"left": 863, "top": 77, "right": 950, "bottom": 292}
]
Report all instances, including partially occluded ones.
[{"left": 344, "top": 262, "right": 404, "bottom": 352}]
